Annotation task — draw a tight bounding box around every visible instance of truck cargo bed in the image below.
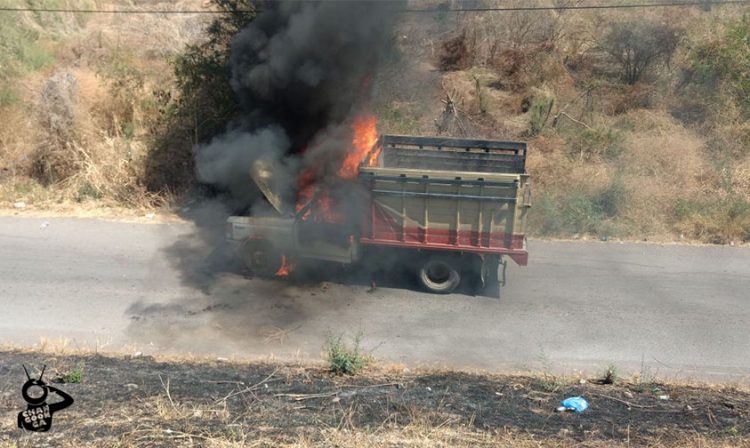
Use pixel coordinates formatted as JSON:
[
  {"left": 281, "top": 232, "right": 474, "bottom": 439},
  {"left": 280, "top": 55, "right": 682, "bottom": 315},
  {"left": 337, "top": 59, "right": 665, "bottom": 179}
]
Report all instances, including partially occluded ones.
[{"left": 359, "top": 135, "right": 530, "bottom": 265}]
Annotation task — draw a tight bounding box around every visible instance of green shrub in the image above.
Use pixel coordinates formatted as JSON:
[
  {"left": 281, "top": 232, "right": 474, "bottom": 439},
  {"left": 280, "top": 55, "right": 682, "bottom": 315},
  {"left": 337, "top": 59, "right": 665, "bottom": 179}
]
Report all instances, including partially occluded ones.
[
  {"left": 529, "top": 179, "right": 626, "bottom": 237},
  {"left": 687, "top": 17, "right": 750, "bottom": 118},
  {"left": 61, "top": 363, "right": 84, "bottom": 384},
  {"left": 20, "top": 45, "right": 55, "bottom": 72},
  {"left": 535, "top": 373, "right": 568, "bottom": 393},
  {"left": 0, "top": 7, "right": 62, "bottom": 78},
  {"left": 326, "top": 334, "right": 366, "bottom": 376},
  {"left": 560, "top": 192, "right": 607, "bottom": 233},
  {"left": 170, "top": 0, "right": 255, "bottom": 142},
  {"left": 674, "top": 195, "right": 750, "bottom": 243},
  {"left": 531, "top": 192, "right": 605, "bottom": 236},
  {"left": 592, "top": 178, "right": 626, "bottom": 218},
  {"left": 600, "top": 364, "right": 618, "bottom": 385},
  {"left": 76, "top": 181, "right": 102, "bottom": 202},
  {"left": 95, "top": 49, "right": 145, "bottom": 137},
  {"left": 565, "top": 126, "right": 622, "bottom": 161},
  {"left": 528, "top": 95, "right": 555, "bottom": 136}
]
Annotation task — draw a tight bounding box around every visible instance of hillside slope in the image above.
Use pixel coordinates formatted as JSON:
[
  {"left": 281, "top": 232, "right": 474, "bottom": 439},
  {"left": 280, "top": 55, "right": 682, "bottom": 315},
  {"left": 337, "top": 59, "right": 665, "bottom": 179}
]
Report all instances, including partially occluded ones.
[{"left": 0, "top": 0, "right": 748, "bottom": 243}]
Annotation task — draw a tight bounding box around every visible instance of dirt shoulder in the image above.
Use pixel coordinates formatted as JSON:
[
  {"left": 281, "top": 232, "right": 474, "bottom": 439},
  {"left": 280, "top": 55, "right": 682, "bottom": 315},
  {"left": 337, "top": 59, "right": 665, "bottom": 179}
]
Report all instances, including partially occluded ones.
[
  {"left": 0, "top": 206, "right": 186, "bottom": 225},
  {"left": 0, "top": 350, "right": 747, "bottom": 447}
]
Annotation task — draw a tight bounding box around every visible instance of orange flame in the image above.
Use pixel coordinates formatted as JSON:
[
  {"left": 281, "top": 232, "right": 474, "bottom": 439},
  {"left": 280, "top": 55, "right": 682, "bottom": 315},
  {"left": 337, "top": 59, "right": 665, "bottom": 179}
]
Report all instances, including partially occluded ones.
[
  {"left": 339, "top": 115, "right": 380, "bottom": 178},
  {"left": 317, "top": 194, "right": 336, "bottom": 222},
  {"left": 367, "top": 144, "right": 382, "bottom": 166},
  {"left": 275, "top": 255, "right": 294, "bottom": 277},
  {"left": 296, "top": 168, "right": 316, "bottom": 214},
  {"left": 295, "top": 115, "right": 380, "bottom": 223}
]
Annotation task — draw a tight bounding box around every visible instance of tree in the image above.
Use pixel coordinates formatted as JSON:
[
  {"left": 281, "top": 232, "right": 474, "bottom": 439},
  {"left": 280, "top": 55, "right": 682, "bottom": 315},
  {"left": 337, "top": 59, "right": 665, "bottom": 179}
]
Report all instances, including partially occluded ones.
[
  {"left": 144, "top": 0, "right": 255, "bottom": 193},
  {"left": 602, "top": 21, "right": 680, "bottom": 85}
]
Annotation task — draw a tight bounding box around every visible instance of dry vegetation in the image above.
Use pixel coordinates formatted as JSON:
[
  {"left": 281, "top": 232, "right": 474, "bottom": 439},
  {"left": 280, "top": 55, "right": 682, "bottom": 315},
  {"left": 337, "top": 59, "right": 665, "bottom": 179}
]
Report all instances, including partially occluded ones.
[
  {"left": 0, "top": 0, "right": 209, "bottom": 211},
  {"left": 0, "top": 0, "right": 749, "bottom": 243},
  {"left": 0, "top": 349, "right": 748, "bottom": 447},
  {"left": 377, "top": 0, "right": 750, "bottom": 244}
]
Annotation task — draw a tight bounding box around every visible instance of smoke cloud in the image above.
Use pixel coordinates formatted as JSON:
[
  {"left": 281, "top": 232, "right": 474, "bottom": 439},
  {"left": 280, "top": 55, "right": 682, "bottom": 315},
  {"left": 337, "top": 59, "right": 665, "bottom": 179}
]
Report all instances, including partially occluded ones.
[{"left": 195, "top": 1, "right": 401, "bottom": 211}]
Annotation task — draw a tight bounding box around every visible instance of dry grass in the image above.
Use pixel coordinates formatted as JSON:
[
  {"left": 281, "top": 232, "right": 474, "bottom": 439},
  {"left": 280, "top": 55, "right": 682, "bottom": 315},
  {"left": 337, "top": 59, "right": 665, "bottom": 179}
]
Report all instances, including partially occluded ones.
[
  {"left": 0, "top": 1, "right": 206, "bottom": 210},
  {"left": 616, "top": 111, "right": 714, "bottom": 236},
  {"left": 0, "top": 63, "right": 175, "bottom": 210},
  {"left": 733, "top": 157, "right": 750, "bottom": 199},
  {"left": 0, "top": 349, "right": 748, "bottom": 447},
  {"left": 0, "top": 104, "right": 35, "bottom": 178}
]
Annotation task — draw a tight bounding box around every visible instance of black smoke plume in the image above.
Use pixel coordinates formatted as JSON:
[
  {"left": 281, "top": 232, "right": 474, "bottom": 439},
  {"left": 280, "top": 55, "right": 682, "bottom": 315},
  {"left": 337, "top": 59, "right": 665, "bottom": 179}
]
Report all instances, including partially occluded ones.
[{"left": 196, "top": 1, "right": 400, "bottom": 211}]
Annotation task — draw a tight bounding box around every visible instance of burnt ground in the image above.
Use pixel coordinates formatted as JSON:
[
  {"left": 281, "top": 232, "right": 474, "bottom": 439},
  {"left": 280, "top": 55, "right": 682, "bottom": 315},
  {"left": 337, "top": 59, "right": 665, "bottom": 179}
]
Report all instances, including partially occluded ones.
[{"left": 0, "top": 350, "right": 748, "bottom": 447}]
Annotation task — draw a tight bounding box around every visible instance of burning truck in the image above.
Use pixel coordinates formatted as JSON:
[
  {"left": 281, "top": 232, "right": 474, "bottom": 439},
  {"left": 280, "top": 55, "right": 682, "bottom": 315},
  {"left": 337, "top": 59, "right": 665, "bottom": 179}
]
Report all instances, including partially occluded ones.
[{"left": 225, "top": 118, "right": 531, "bottom": 297}]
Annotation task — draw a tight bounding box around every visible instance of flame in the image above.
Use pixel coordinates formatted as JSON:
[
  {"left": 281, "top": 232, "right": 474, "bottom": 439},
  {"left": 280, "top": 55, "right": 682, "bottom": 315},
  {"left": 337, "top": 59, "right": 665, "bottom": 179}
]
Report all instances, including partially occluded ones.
[
  {"left": 295, "top": 168, "right": 336, "bottom": 221},
  {"left": 298, "top": 191, "right": 339, "bottom": 222},
  {"left": 367, "top": 144, "right": 382, "bottom": 166},
  {"left": 296, "top": 168, "right": 316, "bottom": 214},
  {"left": 295, "top": 114, "right": 380, "bottom": 223},
  {"left": 275, "top": 255, "right": 294, "bottom": 277},
  {"left": 317, "top": 194, "right": 338, "bottom": 222},
  {"left": 339, "top": 115, "right": 380, "bottom": 178}
]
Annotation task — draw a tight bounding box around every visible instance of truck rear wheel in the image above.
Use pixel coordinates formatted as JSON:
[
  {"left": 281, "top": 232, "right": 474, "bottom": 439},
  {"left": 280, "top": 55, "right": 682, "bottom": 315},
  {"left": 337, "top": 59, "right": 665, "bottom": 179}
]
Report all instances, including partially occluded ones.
[
  {"left": 241, "top": 239, "right": 282, "bottom": 277},
  {"left": 480, "top": 255, "right": 503, "bottom": 298},
  {"left": 418, "top": 256, "right": 461, "bottom": 294}
]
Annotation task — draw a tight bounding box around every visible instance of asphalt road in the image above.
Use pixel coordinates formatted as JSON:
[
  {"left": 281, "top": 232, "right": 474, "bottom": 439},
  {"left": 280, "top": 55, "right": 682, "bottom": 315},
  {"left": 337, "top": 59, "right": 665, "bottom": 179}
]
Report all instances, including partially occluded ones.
[{"left": 1, "top": 216, "right": 748, "bottom": 382}]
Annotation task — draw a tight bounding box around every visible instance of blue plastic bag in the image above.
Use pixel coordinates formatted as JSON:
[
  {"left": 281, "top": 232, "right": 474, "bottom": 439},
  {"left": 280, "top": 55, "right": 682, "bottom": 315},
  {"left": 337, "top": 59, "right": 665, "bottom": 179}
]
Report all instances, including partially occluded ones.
[{"left": 561, "top": 396, "right": 588, "bottom": 413}]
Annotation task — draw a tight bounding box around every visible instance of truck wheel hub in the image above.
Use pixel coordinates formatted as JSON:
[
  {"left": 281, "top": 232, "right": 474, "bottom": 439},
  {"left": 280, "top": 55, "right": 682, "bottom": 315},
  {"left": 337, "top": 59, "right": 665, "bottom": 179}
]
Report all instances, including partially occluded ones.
[{"left": 426, "top": 263, "right": 451, "bottom": 284}]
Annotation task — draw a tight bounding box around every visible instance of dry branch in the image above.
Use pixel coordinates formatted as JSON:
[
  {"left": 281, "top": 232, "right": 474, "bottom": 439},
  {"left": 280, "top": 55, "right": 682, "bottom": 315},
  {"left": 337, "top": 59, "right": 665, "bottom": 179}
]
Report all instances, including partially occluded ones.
[{"left": 593, "top": 393, "right": 659, "bottom": 409}]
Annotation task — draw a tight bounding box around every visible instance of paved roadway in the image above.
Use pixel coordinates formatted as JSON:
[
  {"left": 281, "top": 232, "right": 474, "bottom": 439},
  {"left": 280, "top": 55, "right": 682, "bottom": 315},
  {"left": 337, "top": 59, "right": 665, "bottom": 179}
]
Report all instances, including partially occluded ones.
[{"left": 1, "top": 216, "right": 748, "bottom": 382}]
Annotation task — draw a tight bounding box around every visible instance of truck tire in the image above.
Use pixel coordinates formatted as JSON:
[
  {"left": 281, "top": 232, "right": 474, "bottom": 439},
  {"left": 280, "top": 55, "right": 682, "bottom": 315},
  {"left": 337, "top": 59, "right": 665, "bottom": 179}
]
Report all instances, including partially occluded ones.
[
  {"left": 481, "top": 255, "right": 502, "bottom": 299},
  {"left": 241, "top": 239, "right": 282, "bottom": 277},
  {"left": 418, "top": 256, "right": 461, "bottom": 294}
]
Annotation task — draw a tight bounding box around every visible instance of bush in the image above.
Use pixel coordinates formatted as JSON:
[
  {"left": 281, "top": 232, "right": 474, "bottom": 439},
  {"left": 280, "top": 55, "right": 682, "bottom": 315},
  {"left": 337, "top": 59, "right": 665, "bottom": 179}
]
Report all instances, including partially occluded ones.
[
  {"left": 593, "top": 178, "right": 627, "bottom": 218},
  {"left": 610, "top": 83, "right": 653, "bottom": 115},
  {"left": 530, "top": 180, "right": 625, "bottom": 238},
  {"left": 31, "top": 71, "right": 82, "bottom": 185},
  {"left": 527, "top": 95, "right": 555, "bottom": 136},
  {"left": 685, "top": 17, "right": 750, "bottom": 119},
  {"left": 489, "top": 45, "right": 565, "bottom": 92},
  {"left": 495, "top": 48, "right": 526, "bottom": 76},
  {"left": 60, "top": 363, "right": 85, "bottom": 384},
  {"left": 438, "top": 31, "right": 474, "bottom": 71},
  {"left": 95, "top": 49, "right": 145, "bottom": 137},
  {"left": 76, "top": 181, "right": 102, "bottom": 202},
  {"left": 673, "top": 195, "right": 750, "bottom": 243},
  {"left": 0, "top": 14, "right": 50, "bottom": 78},
  {"left": 600, "top": 364, "right": 618, "bottom": 385},
  {"left": 565, "top": 126, "right": 623, "bottom": 161},
  {"left": 326, "top": 334, "right": 367, "bottom": 376},
  {"left": 601, "top": 21, "right": 680, "bottom": 85}
]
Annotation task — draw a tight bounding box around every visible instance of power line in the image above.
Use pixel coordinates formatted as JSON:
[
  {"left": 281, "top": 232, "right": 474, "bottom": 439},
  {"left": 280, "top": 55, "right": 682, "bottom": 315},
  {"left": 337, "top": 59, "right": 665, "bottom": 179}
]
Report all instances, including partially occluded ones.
[
  {"left": 403, "top": 0, "right": 750, "bottom": 12},
  {"left": 0, "top": 0, "right": 747, "bottom": 14},
  {"left": 0, "top": 6, "right": 245, "bottom": 14}
]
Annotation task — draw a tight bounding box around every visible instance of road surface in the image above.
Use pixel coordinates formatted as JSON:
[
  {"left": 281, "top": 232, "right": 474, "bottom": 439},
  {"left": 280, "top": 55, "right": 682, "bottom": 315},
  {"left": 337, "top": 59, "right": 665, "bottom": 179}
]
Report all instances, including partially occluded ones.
[{"left": 1, "top": 216, "right": 748, "bottom": 382}]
